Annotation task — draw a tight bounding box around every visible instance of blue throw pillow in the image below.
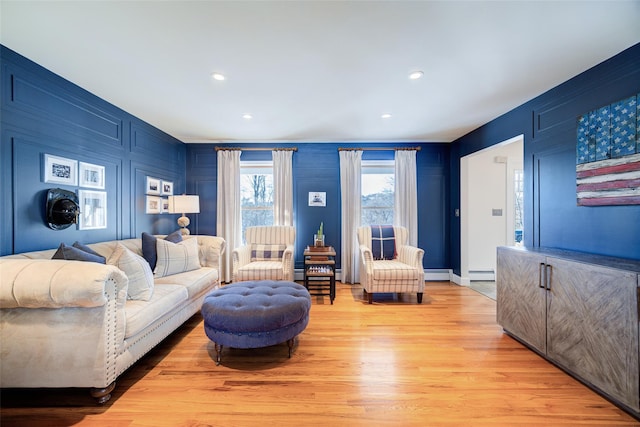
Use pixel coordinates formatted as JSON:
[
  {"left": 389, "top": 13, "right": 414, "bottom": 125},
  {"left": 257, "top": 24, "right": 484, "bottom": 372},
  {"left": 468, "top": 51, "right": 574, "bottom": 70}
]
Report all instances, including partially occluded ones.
[
  {"left": 52, "top": 243, "right": 106, "bottom": 264},
  {"left": 72, "top": 241, "right": 104, "bottom": 258},
  {"left": 141, "top": 230, "right": 183, "bottom": 270}
]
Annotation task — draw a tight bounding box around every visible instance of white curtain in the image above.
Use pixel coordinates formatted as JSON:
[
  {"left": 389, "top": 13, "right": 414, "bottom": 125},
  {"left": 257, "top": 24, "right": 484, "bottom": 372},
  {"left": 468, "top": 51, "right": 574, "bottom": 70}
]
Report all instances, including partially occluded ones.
[
  {"left": 394, "top": 150, "right": 418, "bottom": 246},
  {"left": 272, "top": 150, "right": 293, "bottom": 226},
  {"left": 339, "top": 150, "right": 362, "bottom": 284},
  {"left": 216, "top": 150, "right": 242, "bottom": 283}
]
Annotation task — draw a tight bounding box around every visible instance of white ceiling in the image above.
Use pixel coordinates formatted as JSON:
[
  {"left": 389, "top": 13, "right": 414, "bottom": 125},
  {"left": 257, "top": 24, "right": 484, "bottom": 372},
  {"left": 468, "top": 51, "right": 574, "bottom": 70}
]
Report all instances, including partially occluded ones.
[{"left": 1, "top": 1, "right": 639, "bottom": 144}]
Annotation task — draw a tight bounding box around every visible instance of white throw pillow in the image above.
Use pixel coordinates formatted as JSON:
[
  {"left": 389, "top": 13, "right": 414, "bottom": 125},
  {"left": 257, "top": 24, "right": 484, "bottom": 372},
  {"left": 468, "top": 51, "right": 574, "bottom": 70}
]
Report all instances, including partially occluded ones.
[
  {"left": 154, "top": 237, "right": 201, "bottom": 278},
  {"left": 108, "top": 243, "right": 154, "bottom": 301}
]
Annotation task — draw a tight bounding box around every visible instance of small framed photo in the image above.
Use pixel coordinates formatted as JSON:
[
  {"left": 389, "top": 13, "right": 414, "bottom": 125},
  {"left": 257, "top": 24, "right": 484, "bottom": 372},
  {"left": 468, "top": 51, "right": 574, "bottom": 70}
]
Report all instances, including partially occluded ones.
[
  {"left": 44, "top": 154, "right": 78, "bottom": 185},
  {"left": 309, "top": 192, "right": 326, "bottom": 207},
  {"left": 146, "top": 195, "right": 162, "bottom": 214},
  {"left": 146, "top": 176, "right": 161, "bottom": 195},
  {"left": 79, "top": 162, "right": 105, "bottom": 189},
  {"left": 161, "top": 180, "right": 173, "bottom": 196},
  {"left": 78, "top": 190, "right": 107, "bottom": 230},
  {"left": 161, "top": 197, "right": 170, "bottom": 213}
]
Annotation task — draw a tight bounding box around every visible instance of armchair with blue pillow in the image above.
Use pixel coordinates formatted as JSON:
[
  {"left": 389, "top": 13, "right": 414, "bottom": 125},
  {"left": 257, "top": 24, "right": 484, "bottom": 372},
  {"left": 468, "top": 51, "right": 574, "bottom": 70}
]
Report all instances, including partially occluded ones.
[
  {"left": 357, "top": 225, "right": 425, "bottom": 304},
  {"left": 232, "top": 226, "right": 295, "bottom": 282}
]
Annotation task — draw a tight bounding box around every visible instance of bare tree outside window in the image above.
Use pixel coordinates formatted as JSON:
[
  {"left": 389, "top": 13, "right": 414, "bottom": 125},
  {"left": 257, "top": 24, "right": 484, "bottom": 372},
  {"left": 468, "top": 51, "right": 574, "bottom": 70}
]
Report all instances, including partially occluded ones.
[
  {"left": 361, "top": 161, "right": 394, "bottom": 225},
  {"left": 240, "top": 162, "right": 273, "bottom": 240}
]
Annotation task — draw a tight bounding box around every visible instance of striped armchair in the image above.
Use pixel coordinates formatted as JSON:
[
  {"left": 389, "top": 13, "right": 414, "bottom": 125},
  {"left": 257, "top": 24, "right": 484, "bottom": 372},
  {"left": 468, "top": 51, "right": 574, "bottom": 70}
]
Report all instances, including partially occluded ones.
[
  {"left": 232, "top": 226, "right": 295, "bottom": 282},
  {"left": 357, "top": 225, "right": 425, "bottom": 304}
]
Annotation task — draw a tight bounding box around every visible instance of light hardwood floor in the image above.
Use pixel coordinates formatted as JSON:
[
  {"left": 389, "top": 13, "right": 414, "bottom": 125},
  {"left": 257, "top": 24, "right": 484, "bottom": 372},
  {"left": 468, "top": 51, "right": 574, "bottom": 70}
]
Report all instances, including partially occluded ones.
[{"left": 1, "top": 282, "right": 638, "bottom": 426}]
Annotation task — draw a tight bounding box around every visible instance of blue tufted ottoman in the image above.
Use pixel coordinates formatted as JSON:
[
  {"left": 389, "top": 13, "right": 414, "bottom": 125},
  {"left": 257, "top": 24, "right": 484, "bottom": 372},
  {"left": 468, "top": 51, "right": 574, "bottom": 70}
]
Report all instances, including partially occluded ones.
[{"left": 201, "top": 280, "right": 311, "bottom": 365}]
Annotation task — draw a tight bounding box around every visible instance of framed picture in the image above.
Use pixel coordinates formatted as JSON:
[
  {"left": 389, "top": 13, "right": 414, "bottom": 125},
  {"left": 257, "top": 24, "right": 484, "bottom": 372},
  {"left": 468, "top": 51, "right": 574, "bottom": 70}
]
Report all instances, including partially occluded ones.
[
  {"left": 44, "top": 154, "right": 77, "bottom": 185},
  {"left": 161, "top": 197, "right": 170, "bottom": 213},
  {"left": 78, "top": 190, "right": 107, "bottom": 230},
  {"left": 161, "top": 180, "right": 174, "bottom": 196},
  {"left": 79, "top": 162, "right": 105, "bottom": 189},
  {"left": 146, "top": 176, "right": 161, "bottom": 195},
  {"left": 146, "top": 195, "right": 162, "bottom": 214},
  {"left": 309, "top": 192, "right": 326, "bottom": 207}
]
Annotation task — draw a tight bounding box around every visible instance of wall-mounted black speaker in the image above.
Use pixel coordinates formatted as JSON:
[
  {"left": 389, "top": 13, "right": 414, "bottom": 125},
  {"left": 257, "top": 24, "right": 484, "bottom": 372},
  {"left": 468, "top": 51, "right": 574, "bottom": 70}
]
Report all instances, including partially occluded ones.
[{"left": 46, "top": 188, "right": 79, "bottom": 230}]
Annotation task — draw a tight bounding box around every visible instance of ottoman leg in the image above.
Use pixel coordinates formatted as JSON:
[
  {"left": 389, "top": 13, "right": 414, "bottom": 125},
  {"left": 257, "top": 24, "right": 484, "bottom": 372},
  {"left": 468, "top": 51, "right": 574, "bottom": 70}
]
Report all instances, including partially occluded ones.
[
  {"left": 287, "top": 338, "right": 295, "bottom": 358},
  {"left": 215, "top": 343, "right": 223, "bottom": 365}
]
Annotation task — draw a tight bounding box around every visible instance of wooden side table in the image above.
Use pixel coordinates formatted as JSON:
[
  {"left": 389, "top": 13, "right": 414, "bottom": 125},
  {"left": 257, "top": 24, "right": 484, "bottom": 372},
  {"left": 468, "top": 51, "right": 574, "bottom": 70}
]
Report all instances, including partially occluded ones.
[{"left": 303, "top": 246, "right": 336, "bottom": 304}]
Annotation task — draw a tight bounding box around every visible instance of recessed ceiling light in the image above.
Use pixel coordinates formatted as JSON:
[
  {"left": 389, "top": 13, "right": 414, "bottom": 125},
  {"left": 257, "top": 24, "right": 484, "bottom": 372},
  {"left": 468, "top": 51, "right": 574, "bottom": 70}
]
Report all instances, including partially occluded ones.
[
  {"left": 212, "top": 72, "right": 225, "bottom": 81},
  {"left": 381, "top": 113, "right": 392, "bottom": 119},
  {"left": 242, "top": 114, "right": 253, "bottom": 120},
  {"left": 409, "top": 71, "right": 424, "bottom": 80}
]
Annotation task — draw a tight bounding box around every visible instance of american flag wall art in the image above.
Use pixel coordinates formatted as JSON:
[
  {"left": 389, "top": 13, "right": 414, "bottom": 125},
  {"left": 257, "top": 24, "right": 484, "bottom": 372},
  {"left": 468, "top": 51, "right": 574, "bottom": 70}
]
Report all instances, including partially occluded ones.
[{"left": 576, "top": 93, "right": 640, "bottom": 206}]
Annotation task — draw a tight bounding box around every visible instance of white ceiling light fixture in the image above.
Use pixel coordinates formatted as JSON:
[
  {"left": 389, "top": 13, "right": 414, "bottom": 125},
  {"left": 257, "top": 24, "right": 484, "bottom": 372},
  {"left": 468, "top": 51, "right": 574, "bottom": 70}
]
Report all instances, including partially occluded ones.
[
  {"left": 381, "top": 113, "right": 392, "bottom": 119},
  {"left": 409, "top": 70, "right": 424, "bottom": 80},
  {"left": 242, "top": 114, "right": 253, "bottom": 119},
  {"left": 211, "top": 72, "right": 225, "bottom": 81}
]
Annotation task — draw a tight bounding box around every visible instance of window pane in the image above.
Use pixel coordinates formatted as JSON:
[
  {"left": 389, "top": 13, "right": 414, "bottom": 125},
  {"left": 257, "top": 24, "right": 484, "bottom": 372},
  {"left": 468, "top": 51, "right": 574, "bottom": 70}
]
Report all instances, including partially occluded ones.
[
  {"left": 240, "top": 162, "right": 274, "bottom": 239},
  {"left": 514, "top": 169, "right": 524, "bottom": 244},
  {"left": 361, "top": 161, "right": 394, "bottom": 225}
]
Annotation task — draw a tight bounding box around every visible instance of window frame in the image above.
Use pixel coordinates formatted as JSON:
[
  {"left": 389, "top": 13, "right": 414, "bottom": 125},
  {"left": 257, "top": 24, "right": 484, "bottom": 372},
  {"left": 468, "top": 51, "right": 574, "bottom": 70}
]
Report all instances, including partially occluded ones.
[
  {"left": 361, "top": 159, "right": 395, "bottom": 226},
  {"left": 239, "top": 160, "right": 274, "bottom": 239}
]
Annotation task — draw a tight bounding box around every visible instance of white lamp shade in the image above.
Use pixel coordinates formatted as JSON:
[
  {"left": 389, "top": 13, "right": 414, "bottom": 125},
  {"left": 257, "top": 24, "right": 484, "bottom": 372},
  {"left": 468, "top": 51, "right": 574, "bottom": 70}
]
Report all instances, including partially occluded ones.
[{"left": 168, "top": 195, "right": 200, "bottom": 214}]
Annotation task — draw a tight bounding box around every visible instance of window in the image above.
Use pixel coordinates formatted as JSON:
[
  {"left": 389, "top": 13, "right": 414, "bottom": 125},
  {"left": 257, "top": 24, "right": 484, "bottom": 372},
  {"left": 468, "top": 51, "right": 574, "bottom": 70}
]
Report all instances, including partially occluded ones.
[
  {"left": 361, "top": 160, "right": 394, "bottom": 225},
  {"left": 514, "top": 169, "right": 524, "bottom": 245},
  {"left": 240, "top": 161, "right": 273, "bottom": 238}
]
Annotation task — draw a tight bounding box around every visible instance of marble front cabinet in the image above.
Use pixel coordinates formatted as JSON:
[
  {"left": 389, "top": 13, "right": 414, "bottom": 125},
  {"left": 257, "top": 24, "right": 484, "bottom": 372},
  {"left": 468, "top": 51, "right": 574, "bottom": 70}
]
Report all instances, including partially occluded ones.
[{"left": 497, "top": 246, "right": 640, "bottom": 415}]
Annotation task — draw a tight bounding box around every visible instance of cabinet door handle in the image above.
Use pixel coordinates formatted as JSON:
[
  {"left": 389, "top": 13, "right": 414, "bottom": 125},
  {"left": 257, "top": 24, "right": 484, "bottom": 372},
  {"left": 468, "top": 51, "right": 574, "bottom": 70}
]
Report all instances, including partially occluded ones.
[
  {"left": 539, "top": 263, "right": 546, "bottom": 288},
  {"left": 545, "top": 264, "right": 552, "bottom": 290}
]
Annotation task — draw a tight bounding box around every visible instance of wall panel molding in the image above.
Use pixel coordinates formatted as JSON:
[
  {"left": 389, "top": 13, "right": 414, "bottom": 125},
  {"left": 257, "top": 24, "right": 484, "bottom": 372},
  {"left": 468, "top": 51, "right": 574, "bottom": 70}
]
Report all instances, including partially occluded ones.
[{"left": 7, "top": 66, "right": 124, "bottom": 148}]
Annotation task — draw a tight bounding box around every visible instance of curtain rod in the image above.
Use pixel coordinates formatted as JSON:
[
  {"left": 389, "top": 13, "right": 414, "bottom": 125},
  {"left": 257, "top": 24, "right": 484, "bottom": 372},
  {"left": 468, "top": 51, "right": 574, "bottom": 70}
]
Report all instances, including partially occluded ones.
[
  {"left": 337, "top": 147, "right": 421, "bottom": 151},
  {"left": 215, "top": 147, "right": 297, "bottom": 152}
]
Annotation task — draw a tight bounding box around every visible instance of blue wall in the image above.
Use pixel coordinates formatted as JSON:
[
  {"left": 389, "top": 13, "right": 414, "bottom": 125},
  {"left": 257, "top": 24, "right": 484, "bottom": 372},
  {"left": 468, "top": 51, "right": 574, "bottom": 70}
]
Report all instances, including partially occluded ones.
[
  {"left": 1, "top": 45, "right": 186, "bottom": 255},
  {"left": 448, "top": 43, "right": 640, "bottom": 275},
  {"left": 186, "top": 142, "right": 450, "bottom": 270},
  {"left": 3, "top": 42, "right": 638, "bottom": 272}
]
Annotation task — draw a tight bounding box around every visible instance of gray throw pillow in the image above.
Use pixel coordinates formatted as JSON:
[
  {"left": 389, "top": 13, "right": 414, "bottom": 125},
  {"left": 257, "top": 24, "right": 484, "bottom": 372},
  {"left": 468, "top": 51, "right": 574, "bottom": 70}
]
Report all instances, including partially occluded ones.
[{"left": 52, "top": 243, "right": 106, "bottom": 264}]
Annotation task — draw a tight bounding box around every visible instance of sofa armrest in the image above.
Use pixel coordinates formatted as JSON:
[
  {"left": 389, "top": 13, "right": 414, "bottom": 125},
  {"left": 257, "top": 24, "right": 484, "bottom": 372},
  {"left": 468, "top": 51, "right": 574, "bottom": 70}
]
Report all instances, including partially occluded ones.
[
  {"left": 193, "top": 235, "right": 226, "bottom": 271},
  {"left": 0, "top": 259, "right": 129, "bottom": 390},
  {"left": 397, "top": 245, "right": 425, "bottom": 269},
  {"left": 0, "top": 259, "right": 128, "bottom": 309}
]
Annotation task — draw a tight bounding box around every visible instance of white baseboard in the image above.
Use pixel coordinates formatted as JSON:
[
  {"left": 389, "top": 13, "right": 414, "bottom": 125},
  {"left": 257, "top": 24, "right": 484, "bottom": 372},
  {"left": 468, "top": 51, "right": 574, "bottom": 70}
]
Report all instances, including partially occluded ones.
[
  {"left": 469, "top": 270, "right": 496, "bottom": 281},
  {"left": 450, "top": 273, "right": 470, "bottom": 287},
  {"left": 295, "top": 268, "right": 457, "bottom": 284}
]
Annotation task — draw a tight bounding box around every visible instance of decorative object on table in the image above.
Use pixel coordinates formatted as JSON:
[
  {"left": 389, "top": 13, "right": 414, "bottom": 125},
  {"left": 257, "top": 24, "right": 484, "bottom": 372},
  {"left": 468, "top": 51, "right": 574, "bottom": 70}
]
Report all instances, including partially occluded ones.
[
  {"left": 314, "top": 221, "right": 324, "bottom": 247},
  {"left": 46, "top": 188, "right": 79, "bottom": 230},
  {"left": 168, "top": 194, "right": 200, "bottom": 235},
  {"left": 146, "top": 176, "right": 161, "bottom": 195},
  {"left": 308, "top": 192, "right": 326, "bottom": 207},
  {"left": 79, "top": 162, "right": 105, "bottom": 189},
  {"left": 161, "top": 180, "right": 173, "bottom": 196},
  {"left": 43, "top": 154, "right": 77, "bottom": 186},
  {"left": 78, "top": 189, "right": 107, "bottom": 230}
]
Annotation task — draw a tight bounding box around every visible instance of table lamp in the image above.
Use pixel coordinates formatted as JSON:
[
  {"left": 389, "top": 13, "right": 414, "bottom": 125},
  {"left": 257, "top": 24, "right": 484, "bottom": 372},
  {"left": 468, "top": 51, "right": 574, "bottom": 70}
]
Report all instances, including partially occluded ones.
[{"left": 168, "top": 195, "right": 200, "bottom": 235}]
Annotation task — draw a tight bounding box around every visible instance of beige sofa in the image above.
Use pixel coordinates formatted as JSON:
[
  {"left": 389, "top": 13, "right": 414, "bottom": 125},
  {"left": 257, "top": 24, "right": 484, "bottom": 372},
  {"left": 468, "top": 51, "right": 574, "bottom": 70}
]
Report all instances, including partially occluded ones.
[{"left": 0, "top": 234, "right": 225, "bottom": 403}]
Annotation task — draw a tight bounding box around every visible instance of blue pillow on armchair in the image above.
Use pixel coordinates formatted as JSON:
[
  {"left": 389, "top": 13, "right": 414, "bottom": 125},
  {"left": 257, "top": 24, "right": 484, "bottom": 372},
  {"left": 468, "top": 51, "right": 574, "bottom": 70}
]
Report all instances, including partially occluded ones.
[{"left": 370, "top": 225, "right": 396, "bottom": 260}]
